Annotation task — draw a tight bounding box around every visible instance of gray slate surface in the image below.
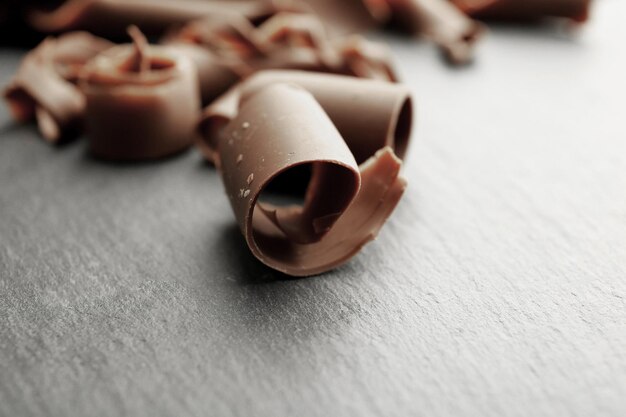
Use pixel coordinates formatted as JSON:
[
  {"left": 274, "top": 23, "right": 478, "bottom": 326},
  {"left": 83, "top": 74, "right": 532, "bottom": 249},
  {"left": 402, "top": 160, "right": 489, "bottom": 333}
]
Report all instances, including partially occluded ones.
[{"left": 1, "top": 1, "right": 625, "bottom": 416}]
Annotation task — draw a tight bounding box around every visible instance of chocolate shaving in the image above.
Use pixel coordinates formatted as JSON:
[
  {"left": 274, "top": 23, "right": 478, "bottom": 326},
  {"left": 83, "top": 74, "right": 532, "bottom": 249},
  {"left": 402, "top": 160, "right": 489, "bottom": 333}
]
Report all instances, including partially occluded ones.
[
  {"left": 452, "top": 0, "right": 592, "bottom": 23},
  {"left": 164, "top": 43, "right": 242, "bottom": 105},
  {"left": 3, "top": 31, "right": 113, "bottom": 143},
  {"left": 300, "top": 0, "right": 392, "bottom": 33},
  {"left": 386, "top": 0, "right": 485, "bottom": 65},
  {"left": 165, "top": 11, "right": 400, "bottom": 105},
  {"left": 217, "top": 83, "right": 406, "bottom": 276},
  {"left": 126, "top": 25, "right": 150, "bottom": 73},
  {"left": 28, "top": 0, "right": 285, "bottom": 38},
  {"left": 200, "top": 70, "right": 412, "bottom": 166},
  {"left": 333, "top": 35, "right": 399, "bottom": 82},
  {"left": 79, "top": 28, "right": 200, "bottom": 160}
]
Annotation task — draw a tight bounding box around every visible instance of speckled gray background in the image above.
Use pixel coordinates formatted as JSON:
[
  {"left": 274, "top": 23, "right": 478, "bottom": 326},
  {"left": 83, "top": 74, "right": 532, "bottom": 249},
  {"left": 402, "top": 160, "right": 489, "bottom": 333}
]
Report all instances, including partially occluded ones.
[{"left": 1, "top": 1, "right": 625, "bottom": 416}]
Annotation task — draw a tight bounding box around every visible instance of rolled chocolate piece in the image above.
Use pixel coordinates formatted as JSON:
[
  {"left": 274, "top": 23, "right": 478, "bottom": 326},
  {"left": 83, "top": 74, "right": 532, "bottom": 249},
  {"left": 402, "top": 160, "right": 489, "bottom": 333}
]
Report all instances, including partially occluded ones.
[
  {"left": 161, "top": 15, "right": 259, "bottom": 104},
  {"left": 165, "top": 12, "right": 400, "bottom": 85},
  {"left": 386, "top": 0, "right": 485, "bottom": 65},
  {"left": 29, "top": 0, "right": 284, "bottom": 38},
  {"left": 301, "top": 0, "right": 392, "bottom": 33},
  {"left": 3, "top": 31, "right": 113, "bottom": 143},
  {"left": 165, "top": 43, "right": 242, "bottom": 105},
  {"left": 218, "top": 83, "right": 406, "bottom": 276},
  {"left": 251, "top": 12, "right": 342, "bottom": 72},
  {"left": 200, "top": 70, "right": 413, "bottom": 165},
  {"left": 452, "top": 0, "right": 592, "bottom": 23},
  {"left": 80, "top": 27, "right": 200, "bottom": 160},
  {"left": 333, "top": 35, "right": 398, "bottom": 82}
]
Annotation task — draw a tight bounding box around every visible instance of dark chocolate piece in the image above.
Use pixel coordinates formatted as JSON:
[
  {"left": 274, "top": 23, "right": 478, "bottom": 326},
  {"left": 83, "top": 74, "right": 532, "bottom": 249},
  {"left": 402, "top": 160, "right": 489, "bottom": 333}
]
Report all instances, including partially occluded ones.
[
  {"left": 386, "top": 0, "right": 485, "bottom": 65},
  {"left": 217, "top": 83, "right": 406, "bottom": 276},
  {"left": 79, "top": 27, "right": 200, "bottom": 160},
  {"left": 3, "top": 31, "right": 113, "bottom": 143},
  {"left": 453, "top": 0, "right": 592, "bottom": 23},
  {"left": 28, "top": 0, "right": 284, "bottom": 38},
  {"left": 199, "top": 70, "right": 412, "bottom": 166}
]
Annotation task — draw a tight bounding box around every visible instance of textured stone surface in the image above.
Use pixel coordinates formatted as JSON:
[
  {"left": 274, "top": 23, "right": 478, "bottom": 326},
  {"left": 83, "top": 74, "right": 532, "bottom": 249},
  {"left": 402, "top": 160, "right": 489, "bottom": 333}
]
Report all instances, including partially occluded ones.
[{"left": 1, "top": 2, "right": 625, "bottom": 416}]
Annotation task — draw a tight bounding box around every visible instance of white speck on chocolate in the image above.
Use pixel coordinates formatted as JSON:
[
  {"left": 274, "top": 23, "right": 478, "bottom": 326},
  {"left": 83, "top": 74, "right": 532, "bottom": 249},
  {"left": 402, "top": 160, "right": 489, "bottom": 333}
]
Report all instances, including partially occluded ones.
[
  {"left": 236, "top": 154, "right": 243, "bottom": 164},
  {"left": 243, "top": 189, "right": 250, "bottom": 198},
  {"left": 242, "top": 122, "right": 250, "bottom": 129},
  {"left": 239, "top": 188, "right": 245, "bottom": 198},
  {"left": 246, "top": 173, "right": 254, "bottom": 185}
]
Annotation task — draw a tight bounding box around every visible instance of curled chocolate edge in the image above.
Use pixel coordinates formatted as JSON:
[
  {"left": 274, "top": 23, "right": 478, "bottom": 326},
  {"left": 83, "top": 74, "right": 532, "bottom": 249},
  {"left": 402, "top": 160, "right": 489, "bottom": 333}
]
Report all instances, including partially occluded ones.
[
  {"left": 3, "top": 31, "right": 113, "bottom": 143},
  {"left": 218, "top": 83, "right": 407, "bottom": 276},
  {"left": 199, "top": 70, "right": 413, "bottom": 166},
  {"left": 79, "top": 28, "right": 200, "bottom": 160}
]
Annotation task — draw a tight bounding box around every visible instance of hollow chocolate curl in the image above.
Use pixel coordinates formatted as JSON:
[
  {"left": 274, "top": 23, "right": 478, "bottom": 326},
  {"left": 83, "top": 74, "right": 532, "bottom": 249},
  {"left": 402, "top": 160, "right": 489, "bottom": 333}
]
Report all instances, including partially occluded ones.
[
  {"left": 199, "top": 70, "right": 413, "bottom": 166},
  {"left": 28, "top": 0, "right": 285, "bottom": 38},
  {"left": 452, "top": 0, "right": 592, "bottom": 23},
  {"left": 3, "top": 32, "right": 113, "bottom": 143},
  {"left": 386, "top": 0, "right": 485, "bottom": 65},
  {"left": 80, "top": 39, "right": 200, "bottom": 160},
  {"left": 218, "top": 83, "right": 406, "bottom": 276}
]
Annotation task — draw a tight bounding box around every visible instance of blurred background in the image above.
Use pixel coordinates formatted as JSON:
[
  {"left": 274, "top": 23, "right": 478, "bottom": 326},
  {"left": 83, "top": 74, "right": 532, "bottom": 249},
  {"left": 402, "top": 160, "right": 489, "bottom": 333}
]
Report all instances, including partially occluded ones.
[{"left": 1, "top": 1, "right": 625, "bottom": 417}]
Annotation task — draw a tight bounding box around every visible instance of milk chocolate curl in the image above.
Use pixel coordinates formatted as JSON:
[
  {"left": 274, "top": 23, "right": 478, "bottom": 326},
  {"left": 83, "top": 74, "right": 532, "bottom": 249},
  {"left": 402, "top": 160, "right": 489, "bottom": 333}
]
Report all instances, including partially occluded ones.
[
  {"left": 301, "top": 0, "right": 392, "bottom": 33},
  {"left": 166, "top": 12, "right": 399, "bottom": 94},
  {"left": 161, "top": 15, "right": 259, "bottom": 104},
  {"left": 334, "top": 35, "right": 398, "bottom": 82},
  {"left": 219, "top": 83, "right": 406, "bottom": 276},
  {"left": 3, "top": 32, "right": 113, "bottom": 143},
  {"left": 29, "top": 0, "right": 283, "bottom": 38},
  {"left": 200, "top": 71, "right": 413, "bottom": 165},
  {"left": 80, "top": 31, "right": 200, "bottom": 160},
  {"left": 252, "top": 12, "right": 341, "bottom": 72},
  {"left": 453, "top": 0, "right": 592, "bottom": 23},
  {"left": 387, "top": 0, "right": 485, "bottom": 65},
  {"left": 167, "top": 43, "right": 241, "bottom": 105}
]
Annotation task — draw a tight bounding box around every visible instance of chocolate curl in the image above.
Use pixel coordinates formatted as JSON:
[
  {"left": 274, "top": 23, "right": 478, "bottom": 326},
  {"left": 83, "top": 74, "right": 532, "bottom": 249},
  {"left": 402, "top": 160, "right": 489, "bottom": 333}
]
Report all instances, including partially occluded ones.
[
  {"left": 161, "top": 15, "right": 261, "bottom": 104},
  {"left": 3, "top": 32, "right": 113, "bottom": 143},
  {"left": 80, "top": 33, "right": 200, "bottom": 160},
  {"left": 334, "top": 35, "right": 399, "bottom": 82},
  {"left": 218, "top": 83, "right": 406, "bottom": 276},
  {"left": 255, "top": 12, "right": 330, "bottom": 52},
  {"left": 387, "top": 0, "right": 485, "bottom": 65},
  {"left": 165, "top": 15, "right": 261, "bottom": 60},
  {"left": 28, "top": 0, "right": 284, "bottom": 38},
  {"left": 165, "top": 12, "right": 400, "bottom": 104},
  {"left": 251, "top": 12, "right": 342, "bottom": 72},
  {"left": 166, "top": 43, "right": 242, "bottom": 105},
  {"left": 199, "top": 70, "right": 413, "bottom": 166},
  {"left": 301, "top": 0, "right": 392, "bottom": 33},
  {"left": 452, "top": 0, "right": 592, "bottom": 23},
  {"left": 126, "top": 25, "right": 150, "bottom": 73}
]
